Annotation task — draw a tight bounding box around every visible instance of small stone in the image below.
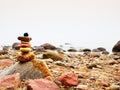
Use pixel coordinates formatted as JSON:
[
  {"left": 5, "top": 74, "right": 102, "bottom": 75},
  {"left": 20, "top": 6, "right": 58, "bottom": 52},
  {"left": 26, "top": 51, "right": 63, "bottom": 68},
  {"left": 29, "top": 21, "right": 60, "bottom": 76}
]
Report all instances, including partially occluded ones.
[
  {"left": 109, "top": 84, "right": 120, "bottom": 90},
  {"left": 87, "top": 63, "right": 97, "bottom": 69},
  {"left": 67, "top": 48, "right": 77, "bottom": 52},
  {"left": 0, "top": 73, "right": 20, "bottom": 89},
  {"left": 75, "top": 84, "right": 88, "bottom": 90}
]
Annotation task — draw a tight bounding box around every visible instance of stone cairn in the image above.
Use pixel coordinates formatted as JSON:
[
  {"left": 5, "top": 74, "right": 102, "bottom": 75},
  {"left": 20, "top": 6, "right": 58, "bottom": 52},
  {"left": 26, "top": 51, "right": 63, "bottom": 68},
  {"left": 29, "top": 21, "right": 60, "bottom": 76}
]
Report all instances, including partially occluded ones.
[
  {"left": 17, "top": 33, "right": 35, "bottom": 62},
  {"left": 16, "top": 33, "right": 53, "bottom": 78}
]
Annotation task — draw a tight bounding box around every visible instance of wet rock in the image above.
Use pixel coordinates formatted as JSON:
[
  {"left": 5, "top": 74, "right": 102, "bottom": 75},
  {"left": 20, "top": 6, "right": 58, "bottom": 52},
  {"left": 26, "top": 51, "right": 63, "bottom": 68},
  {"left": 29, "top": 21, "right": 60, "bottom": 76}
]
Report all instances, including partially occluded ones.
[
  {"left": 12, "top": 42, "right": 20, "bottom": 50},
  {"left": 0, "top": 73, "right": 20, "bottom": 89},
  {"left": 67, "top": 48, "right": 77, "bottom": 52},
  {"left": 40, "top": 43, "right": 56, "bottom": 50},
  {"left": 58, "top": 72, "right": 78, "bottom": 86},
  {"left": 0, "top": 61, "right": 44, "bottom": 80},
  {"left": 27, "top": 79, "right": 59, "bottom": 90}
]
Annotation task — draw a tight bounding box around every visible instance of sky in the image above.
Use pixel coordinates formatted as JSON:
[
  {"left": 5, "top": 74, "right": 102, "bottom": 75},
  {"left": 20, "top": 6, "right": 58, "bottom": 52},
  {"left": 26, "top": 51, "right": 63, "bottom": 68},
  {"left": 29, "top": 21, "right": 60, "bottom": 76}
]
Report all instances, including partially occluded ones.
[{"left": 0, "top": 0, "right": 120, "bottom": 51}]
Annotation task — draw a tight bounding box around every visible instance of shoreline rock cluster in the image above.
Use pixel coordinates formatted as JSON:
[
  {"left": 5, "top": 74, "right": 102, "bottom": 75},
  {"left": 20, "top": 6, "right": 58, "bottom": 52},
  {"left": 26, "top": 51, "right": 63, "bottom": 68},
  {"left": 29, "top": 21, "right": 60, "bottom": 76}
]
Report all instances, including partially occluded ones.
[{"left": 0, "top": 39, "right": 119, "bottom": 89}]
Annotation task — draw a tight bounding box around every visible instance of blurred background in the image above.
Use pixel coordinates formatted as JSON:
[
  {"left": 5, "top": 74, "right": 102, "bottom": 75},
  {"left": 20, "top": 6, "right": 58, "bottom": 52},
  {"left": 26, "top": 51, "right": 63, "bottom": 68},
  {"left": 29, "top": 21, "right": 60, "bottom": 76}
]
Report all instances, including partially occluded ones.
[{"left": 0, "top": 0, "right": 120, "bottom": 52}]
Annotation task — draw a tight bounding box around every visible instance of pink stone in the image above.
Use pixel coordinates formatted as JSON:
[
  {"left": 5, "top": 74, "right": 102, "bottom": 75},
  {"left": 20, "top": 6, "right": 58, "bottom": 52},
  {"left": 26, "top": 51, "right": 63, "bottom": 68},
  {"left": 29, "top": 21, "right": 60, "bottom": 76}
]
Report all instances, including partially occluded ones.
[
  {"left": 27, "top": 79, "right": 60, "bottom": 90},
  {"left": 58, "top": 72, "right": 78, "bottom": 86},
  {"left": 0, "top": 59, "right": 14, "bottom": 68},
  {"left": 0, "top": 73, "right": 20, "bottom": 89}
]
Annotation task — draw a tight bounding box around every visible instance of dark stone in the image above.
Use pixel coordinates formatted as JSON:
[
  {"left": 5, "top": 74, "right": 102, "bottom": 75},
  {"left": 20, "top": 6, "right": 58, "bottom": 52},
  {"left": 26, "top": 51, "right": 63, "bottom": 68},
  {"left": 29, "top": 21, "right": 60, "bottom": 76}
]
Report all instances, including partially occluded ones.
[
  {"left": 87, "top": 63, "right": 97, "bottom": 69},
  {"left": 12, "top": 42, "right": 20, "bottom": 50},
  {"left": 82, "top": 48, "right": 91, "bottom": 52},
  {"left": 102, "top": 51, "right": 109, "bottom": 55},
  {"left": 97, "top": 47, "right": 106, "bottom": 51},
  {"left": 40, "top": 43, "right": 56, "bottom": 50},
  {"left": 24, "top": 32, "right": 29, "bottom": 37},
  {"left": 112, "top": 40, "right": 120, "bottom": 52},
  {"left": 67, "top": 48, "right": 77, "bottom": 52}
]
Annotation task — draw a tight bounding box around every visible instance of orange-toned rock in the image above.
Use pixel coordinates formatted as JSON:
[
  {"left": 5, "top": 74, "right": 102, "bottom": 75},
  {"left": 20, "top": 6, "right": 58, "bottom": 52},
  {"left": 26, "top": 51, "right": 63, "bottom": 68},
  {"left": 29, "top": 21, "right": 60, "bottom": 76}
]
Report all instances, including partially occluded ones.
[
  {"left": 27, "top": 79, "right": 60, "bottom": 90},
  {"left": 17, "top": 52, "right": 35, "bottom": 62},
  {"left": 20, "top": 43, "right": 31, "bottom": 47},
  {"left": 0, "top": 73, "right": 20, "bottom": 89},
  {"left": 96, "top": 81, "right": 109, "bottom": 87},
  {"left": 58, "top": 72, "right": 78, "bottom": 86}
]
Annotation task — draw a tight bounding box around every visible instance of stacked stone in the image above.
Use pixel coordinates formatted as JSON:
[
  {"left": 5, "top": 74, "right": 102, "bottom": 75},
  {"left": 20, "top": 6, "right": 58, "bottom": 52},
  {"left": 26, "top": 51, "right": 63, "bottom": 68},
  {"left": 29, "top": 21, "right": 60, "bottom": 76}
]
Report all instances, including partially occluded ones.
[{"left": 17, "top": 33, "right": 35, "bottom": 62}]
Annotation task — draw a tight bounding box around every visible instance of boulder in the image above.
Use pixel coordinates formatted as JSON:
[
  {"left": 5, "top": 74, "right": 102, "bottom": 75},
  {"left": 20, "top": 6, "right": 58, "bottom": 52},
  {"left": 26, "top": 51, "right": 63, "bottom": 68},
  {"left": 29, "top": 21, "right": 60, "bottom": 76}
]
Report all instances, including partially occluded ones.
[
  {"left": 0, "top": 61, "right": 44, "bottom": 80},
  {"left": 27, "top": 79, "right": 60, "bottom": 90},
  {"left": 58, "top": 72, "right": 78, "bottom": 86},
  {"left": 0, "top": 73, "right": 20, "bottom": 89},
  {"left": 40, "top": 43, "right": 56, "bottom": 50}
]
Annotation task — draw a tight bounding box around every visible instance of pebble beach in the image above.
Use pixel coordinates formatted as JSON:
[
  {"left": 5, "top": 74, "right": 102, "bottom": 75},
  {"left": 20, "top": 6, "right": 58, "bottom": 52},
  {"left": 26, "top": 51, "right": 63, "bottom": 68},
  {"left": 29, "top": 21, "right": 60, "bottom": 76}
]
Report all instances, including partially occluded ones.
[{"left": 0, "top": 42, "right": 119, "bottom": 90}]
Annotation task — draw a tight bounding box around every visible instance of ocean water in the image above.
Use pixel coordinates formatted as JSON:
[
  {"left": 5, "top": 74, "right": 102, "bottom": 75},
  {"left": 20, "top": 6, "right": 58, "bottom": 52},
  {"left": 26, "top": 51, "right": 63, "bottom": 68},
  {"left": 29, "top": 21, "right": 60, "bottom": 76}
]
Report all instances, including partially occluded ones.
[{"left": 52, "top": 42, "right": 113, "bottom": 53}]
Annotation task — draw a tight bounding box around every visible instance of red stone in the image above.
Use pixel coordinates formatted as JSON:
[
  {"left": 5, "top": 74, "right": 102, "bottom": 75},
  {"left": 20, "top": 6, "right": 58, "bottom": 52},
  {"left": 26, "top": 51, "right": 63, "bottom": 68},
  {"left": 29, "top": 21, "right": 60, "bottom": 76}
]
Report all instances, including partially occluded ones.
[
  {"left": 27, "top": 79, "right": 60, "bottom": 90},
  {"left": 0, "top": 59, "right": 14, "bottom": 68},
  {"left": 58, "top": 72, "right": 78, "bottom": 86},
  {"left": 0, "top": 73, "right": 20, "bottom": 89}
]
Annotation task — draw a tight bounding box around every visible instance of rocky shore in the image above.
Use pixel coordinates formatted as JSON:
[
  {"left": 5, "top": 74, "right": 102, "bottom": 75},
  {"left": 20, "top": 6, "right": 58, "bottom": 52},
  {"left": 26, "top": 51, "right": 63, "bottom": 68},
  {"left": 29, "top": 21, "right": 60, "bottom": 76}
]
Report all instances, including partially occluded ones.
[{"left": 0, "top": 42, "right": 119, "bottom": 90}]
